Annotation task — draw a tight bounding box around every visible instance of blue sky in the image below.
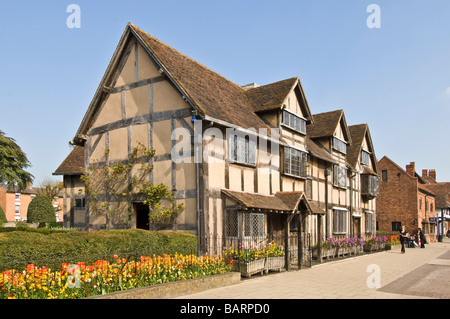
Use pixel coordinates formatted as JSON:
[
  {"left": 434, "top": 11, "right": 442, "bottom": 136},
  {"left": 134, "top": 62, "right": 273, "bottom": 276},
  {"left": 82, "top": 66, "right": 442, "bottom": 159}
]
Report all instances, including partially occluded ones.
[{"left": 0, "top": 0, "right": 449, "bottom": 184}]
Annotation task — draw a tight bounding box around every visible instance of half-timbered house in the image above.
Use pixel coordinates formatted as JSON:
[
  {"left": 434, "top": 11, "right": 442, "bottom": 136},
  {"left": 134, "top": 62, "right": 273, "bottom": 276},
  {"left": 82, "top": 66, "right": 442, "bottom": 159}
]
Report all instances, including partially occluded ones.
[{"left": 54, "top": 23, "right": 379, "bottom": 266}]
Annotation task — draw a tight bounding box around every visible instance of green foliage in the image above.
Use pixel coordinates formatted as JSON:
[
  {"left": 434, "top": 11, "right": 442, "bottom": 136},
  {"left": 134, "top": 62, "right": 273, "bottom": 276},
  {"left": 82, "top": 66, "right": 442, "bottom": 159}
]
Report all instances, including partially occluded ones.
[
  {"left": 143, "top": 183, "right": 184, "bottom": 228},
  {"left": 0, "top": 130, "right": 33, "bottom": 190},
  {"left": 26, "top": 195, "right": 56, "bottom": 225},
  {"left": 0, "top": 205, "right": 6, "bottom": 224},
  {"left": 0, "top": 228, "right": 198, "bottom": 270},
  {"left": 82, "top": 143, "right": 184, "bottom": 228}
]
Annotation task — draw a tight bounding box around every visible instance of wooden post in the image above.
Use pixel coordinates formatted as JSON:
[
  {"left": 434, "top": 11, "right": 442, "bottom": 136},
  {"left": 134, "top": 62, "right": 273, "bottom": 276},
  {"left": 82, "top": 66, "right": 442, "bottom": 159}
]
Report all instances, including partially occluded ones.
[
  {"left": 285, "top": 214, "right": 290, "bottom": 271},
  {"left": 298, "top": 213, "right": 303, "bottom": 269},
  {"left": 318, "top": 213, "right": 323, "bottom": 263}
]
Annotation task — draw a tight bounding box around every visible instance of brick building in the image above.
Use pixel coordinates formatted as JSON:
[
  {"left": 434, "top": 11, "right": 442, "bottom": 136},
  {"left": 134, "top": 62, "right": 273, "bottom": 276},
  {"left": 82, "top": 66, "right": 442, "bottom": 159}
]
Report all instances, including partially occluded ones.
[
  {"left": 0, "top": 185, "right": 64, "bottom": 223},
  {"left": 418, "top": 169, "right": 450, "bottom": 238},
  {"left": 377, "top": 157, "right": 436, "bottom": 243}
]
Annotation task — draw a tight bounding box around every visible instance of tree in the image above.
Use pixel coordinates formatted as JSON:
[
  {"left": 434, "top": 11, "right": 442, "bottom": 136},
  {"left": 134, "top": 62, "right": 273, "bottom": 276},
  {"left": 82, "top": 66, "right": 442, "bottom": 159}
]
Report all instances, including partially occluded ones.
[
  {"left": 0, "top": 130, "right": 33, "bottom": 190},
  {"left": 27, "top": 195, "right": 56, "bottom": 226},
  {"left": 37, "top": 177, "right": 63, "bottom": 200},
  {"left": 0, "top": 205, "right": 7, "bottom": 224}
]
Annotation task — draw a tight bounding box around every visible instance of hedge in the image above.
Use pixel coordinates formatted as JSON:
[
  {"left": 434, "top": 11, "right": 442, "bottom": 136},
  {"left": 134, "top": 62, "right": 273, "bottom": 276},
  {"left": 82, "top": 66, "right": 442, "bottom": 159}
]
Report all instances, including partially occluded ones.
[{"left": 0, "top": 228, "right": 198, "bottom": 271}]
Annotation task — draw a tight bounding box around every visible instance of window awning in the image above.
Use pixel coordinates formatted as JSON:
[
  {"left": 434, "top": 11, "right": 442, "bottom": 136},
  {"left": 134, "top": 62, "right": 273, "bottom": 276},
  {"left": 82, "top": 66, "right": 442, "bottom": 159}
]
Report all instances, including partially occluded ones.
[{"left": 222, "top": 189, "right": 321, "bottom": 214}]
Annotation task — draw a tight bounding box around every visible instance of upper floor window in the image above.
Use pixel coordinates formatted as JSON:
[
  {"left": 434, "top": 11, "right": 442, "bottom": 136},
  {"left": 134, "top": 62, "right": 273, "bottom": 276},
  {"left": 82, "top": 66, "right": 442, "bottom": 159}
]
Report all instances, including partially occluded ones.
[
  {"left": 333, "top": 165, "right": 347, "bottom": 188},
  {"left": 284, "top": 147, "right": 309, "bottom": 178},
  {"left": 282, "top": 110, "right": 306, "bottom": 134},
  {"left": 229, "top": 134, "right": 256, "bottom": 166},
  {"left": 15, "top": 193, "right": 20, "bottom": 201},
  {"left": 361, "top": 174, "right": 379, "bottom": 198},
  {"left": 382, "top": 170, "right": 388, "bottom": 181},
  {"left": 333, "top": 137, "right": 347, "bottom": 154},
  {"left": 361, "top": 150, "right": 371, "bottom": 166}
]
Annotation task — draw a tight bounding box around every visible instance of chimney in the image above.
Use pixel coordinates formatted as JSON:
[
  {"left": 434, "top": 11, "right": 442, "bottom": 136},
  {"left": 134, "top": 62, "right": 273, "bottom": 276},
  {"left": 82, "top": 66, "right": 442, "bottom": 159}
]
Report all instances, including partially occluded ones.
[
  {"left": 241, "top": 83, "right": 260, "bottom": 90},
  {"left": 429, "top": 169, "right": 436, "bottom": 181},
  {"left": 422, "top": 169, "right": 428, "bottom": 178},
  {"left": 406, "top": 162, "right": 415, "bottom": 177}
]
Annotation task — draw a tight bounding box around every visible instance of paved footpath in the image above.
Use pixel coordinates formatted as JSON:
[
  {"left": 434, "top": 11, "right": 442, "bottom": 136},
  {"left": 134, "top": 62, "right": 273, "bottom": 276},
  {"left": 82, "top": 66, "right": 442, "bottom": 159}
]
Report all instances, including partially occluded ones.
[{"left": 177, "top": 239, "right": 450, "bottom": 299}]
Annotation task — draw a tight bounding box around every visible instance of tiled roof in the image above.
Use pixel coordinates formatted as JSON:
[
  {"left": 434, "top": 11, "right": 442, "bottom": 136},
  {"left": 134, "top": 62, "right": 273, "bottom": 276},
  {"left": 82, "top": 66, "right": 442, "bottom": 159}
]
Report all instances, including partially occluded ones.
[
  {"left": 421, "top": 183, "right": 449, "bottom": 207},
  {"left": 307, "top": 109, "right": 346, "bottom": 140},
  {"left": 222, "top": 189, "right": 313, "bottom": 213},
  {"left": 305, "top": 136, "right": 336, "bottom": 164},
  {"left": 244, "top": 77, "right": 299, "bottom": 113},
  {"left": 53, "top": 146, "right": 85, "bottom": 175},
  {"left": 130, "top": 24, "right": 274, "bottom": 132},
  {"left": 347, "top": 124, "right": 367, "bottom": 169}
]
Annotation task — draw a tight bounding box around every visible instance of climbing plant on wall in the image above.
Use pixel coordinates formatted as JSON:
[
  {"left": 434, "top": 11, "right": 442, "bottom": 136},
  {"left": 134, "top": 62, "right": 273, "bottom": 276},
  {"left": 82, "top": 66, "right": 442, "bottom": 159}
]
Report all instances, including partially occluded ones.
[{"left": 81, "top": 143, "right": 184, "bottom": 229}]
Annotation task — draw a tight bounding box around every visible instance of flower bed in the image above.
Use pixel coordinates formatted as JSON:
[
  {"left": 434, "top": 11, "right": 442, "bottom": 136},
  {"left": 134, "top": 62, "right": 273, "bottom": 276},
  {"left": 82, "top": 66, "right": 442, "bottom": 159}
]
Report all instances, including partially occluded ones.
[
  {"left": 364, "top": 236, "right": 387, "bottom": 252},
  {"left": 0, "top": 253, "right": 230, "bottom": 299},
  {"left": 313, "top": 237, "right": 365, "bottom": 260},
  {"left": 223, "top": 242, "right": 285, "bottom": 277}
]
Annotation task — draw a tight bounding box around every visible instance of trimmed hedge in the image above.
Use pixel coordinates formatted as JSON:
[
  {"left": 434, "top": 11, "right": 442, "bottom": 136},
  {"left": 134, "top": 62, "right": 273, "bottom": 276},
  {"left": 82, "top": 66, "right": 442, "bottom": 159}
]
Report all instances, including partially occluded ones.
[
  {"left": 0, "top": 228, "right": 198, "bottom": 271},
  {"left": 26, "top": 195, "right": 56, "bottom": 225}
]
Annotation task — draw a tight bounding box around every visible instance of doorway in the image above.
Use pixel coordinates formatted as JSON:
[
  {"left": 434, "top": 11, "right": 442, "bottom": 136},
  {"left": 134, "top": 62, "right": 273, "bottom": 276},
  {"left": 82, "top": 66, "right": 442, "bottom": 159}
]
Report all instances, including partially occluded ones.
[
  {"left": 353, "top": 217, "right": 361, "bottom": 238},
  {"left": 134, "top": 203, "right": 150, "bottom": 230}
]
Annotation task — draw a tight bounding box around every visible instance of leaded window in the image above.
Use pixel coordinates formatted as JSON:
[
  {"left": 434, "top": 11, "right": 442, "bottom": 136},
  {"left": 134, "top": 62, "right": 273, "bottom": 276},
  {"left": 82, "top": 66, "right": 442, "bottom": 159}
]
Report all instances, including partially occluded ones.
[
  {"left": 333, "top": 137, "right": 347, "bottom": 154},
  {"left": 333, "top": 209, "right": 347, "bottom": 234},
  {"left": 333, "top": 165, "right": 347, "bottom": 188},
  {"left": 284, "top": 147, "right": 309, "bottom": 178},
  {"left": 282, "top": 110, "right": 306, "bottom": 134}
]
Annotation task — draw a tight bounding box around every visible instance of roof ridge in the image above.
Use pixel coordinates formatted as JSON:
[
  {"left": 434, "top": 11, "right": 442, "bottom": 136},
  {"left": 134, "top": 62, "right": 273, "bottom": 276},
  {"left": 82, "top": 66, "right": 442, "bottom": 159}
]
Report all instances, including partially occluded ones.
[{"left": 129, "top": 24, "right": 246, "bottom": 93}]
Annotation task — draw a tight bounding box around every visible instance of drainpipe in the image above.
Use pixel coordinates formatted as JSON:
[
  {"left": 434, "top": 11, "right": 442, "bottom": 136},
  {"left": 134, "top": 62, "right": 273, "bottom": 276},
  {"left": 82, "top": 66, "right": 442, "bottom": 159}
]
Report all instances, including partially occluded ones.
[{"left": 349, "top": 170, "right": 357, "bottom": 238}]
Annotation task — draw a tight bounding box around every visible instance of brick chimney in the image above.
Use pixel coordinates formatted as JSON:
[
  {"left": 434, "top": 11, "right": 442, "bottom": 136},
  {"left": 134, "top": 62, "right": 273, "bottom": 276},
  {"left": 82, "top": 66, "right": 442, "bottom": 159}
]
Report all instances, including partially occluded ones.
[
  {"left": 406, "top": 162, "right": 415, "bottom": 177},
  {"left": 429, "top": 169, "right": 436, "bottom": 181},
  {"left": 422, "top": 169, "right": 428, "bottom": 178}
]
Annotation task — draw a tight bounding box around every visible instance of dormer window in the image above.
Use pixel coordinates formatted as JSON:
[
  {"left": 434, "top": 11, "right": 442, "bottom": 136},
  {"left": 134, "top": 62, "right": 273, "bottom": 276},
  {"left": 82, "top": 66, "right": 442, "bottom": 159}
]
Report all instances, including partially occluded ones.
[
  {"left": 333, "top": 137, "right": 347, "bottom": 154},
  {"left": 282, "top": 110, "right": 306, "bottom": 134},
  {"left": 361, "top": 150, "right": 370, "bottom": 166}
]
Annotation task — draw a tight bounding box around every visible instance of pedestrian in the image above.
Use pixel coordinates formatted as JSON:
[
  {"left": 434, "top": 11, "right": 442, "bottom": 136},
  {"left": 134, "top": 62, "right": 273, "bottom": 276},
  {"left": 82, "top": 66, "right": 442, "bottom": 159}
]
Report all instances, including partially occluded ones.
[
  {"left": 418, "top": 228, "right": 427, "bottom": 248},
  {"left": 399, "top": 226, "right": 408, "bottom": 254}
]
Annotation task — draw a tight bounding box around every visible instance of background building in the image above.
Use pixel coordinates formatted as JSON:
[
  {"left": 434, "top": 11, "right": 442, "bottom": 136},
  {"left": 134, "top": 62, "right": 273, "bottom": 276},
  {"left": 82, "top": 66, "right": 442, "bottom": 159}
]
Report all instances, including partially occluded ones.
[{"left": 377, "top": 157, "right": 437, "bottom": 243}]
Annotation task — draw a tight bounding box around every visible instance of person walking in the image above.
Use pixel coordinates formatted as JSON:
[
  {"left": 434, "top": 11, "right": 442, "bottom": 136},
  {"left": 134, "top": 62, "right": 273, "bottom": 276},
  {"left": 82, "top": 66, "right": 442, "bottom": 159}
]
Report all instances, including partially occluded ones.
[
  {"left": 399, "top": 226, "right": 409, "bottom": 254},
  {"left": 418, "top": 228, "right": 427, "bottom": 248}
]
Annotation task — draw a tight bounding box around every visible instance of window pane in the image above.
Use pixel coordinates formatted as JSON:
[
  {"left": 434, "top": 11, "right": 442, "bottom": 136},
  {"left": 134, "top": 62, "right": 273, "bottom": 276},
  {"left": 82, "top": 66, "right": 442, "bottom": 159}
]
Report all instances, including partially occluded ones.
[
  {"left": 361, "top": 150, "right": 370, "bottom": 165},
  {"left": 283, "top": 111, "right": 290, "bottom": 126},
  {"left": 226, "top": 210, "right": 239, "bottom": 237},
  {"left": 284, "top": 148, "right": 290, "bottom": 175},
  {"left": 283, "top": 111, "right": 306, "bottom": 134}
]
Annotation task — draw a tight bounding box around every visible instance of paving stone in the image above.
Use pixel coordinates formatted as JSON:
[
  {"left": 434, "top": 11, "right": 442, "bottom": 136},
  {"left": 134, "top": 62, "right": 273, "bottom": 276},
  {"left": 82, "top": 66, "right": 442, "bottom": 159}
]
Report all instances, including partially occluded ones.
[{"left": 176, "top": 239, "right": 450, "bottom": 299}]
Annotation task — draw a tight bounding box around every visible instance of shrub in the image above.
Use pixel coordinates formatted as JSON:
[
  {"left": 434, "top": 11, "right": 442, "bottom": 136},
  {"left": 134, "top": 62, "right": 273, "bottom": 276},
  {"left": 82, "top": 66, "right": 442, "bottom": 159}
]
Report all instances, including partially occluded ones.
[
  {"left": 0, "top": 228, "right": 198, "bottom": 271},
  {"left": 26, "top": 195, "right": 56, "bottom": 226},
  {"left": 0, "top": 205, "right": 6, "bottom": 224}
]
